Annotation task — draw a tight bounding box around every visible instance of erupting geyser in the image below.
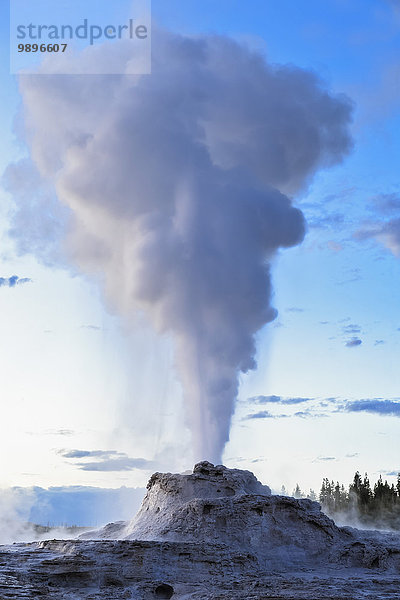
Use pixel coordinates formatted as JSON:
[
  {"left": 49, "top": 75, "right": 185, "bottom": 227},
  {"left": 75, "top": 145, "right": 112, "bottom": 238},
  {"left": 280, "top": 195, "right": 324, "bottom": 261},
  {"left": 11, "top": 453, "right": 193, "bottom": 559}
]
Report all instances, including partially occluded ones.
[{"left": 6, "top": 30, "right": 353, "bottom": 462}]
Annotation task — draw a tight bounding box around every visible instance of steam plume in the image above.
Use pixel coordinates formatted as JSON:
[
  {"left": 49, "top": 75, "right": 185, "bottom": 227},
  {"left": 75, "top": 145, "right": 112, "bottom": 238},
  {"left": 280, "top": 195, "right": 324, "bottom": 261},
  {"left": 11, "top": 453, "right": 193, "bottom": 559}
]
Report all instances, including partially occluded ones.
[{"left": 7, "top": 31, "right": 353, "bottom": 462}]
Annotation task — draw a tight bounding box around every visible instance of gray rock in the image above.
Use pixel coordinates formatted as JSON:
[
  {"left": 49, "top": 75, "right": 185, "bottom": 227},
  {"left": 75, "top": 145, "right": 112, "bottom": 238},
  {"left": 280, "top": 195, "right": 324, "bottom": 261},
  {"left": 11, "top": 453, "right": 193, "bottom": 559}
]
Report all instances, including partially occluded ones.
[{"left": 1, "top": 462, "right": 400, "bottom": 598}]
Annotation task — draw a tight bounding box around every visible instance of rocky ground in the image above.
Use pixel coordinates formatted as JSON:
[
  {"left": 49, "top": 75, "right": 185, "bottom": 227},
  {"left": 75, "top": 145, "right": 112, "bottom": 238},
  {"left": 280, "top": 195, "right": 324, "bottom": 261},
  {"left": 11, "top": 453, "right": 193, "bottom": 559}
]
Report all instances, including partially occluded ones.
[{"left": 1, "top": 462, "right": 400, "bottom": 599}]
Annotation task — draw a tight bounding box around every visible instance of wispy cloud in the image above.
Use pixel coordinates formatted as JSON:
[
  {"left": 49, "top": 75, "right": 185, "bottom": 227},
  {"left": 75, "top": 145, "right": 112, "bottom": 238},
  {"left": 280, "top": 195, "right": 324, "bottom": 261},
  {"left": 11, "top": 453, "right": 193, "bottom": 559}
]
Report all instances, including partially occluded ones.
[
  {"left": 245, "top": 396, "right": 400, "bottom": 422},
  {"left": 345, "top": 399, "right": 400, "bottom": 417},
  {"left": 77, "top": 457, "right": 153, "bottom": 472},
  {"left": 244, "top": 395, "right": 324, "bottom": 420},
  {"left": 356, "top": 193, "right": 400, "bottom": 257},
  {"left": 248, "top": 394, "right": 282, "bottom": 404},
  {"left": 370, "top": 193, "right": 400, "bottom": 215},
  {"left": 355, "top": 218, "right": 400, "bottom": 257},
  {"left": 308, "top": 212, "right": 346, "bottom": 230},
  {"left": 285, "top": 397, "right": 314, "bottom": 405},
  {"left": 248, "top": 395, "right": 313, "bottom": 405},
  {"left": 27, "top": 429, "right": 75, "bottom": 437},
  {"left": 345, "top": 337, "right": 362, "bottom": 347},
  {"left": 294, "top": 410, "right": 326, "bottom": 419},
  {"left": 0, "top": 276, "right": 32, "bottom": 288},
  {"left": 58, "top": 449, "right": 154, "bottom": 472},
  {"left": 327, "top": 241, "right": 343, "bottom": 253},
  {"left": 342, "top": 323, "right": 361, "bottom": 334},
  {"left": 337, "top": 275, "right": 362, "bottom": 286},
  {"left": 313, "top": 456, "right": 336, "bottom": 462},
  {"left": 60, "top": 449, "right": 110, "bottom": 459},
  {"left": 244, "top": 410, "right": 289, "bottom": 420}
]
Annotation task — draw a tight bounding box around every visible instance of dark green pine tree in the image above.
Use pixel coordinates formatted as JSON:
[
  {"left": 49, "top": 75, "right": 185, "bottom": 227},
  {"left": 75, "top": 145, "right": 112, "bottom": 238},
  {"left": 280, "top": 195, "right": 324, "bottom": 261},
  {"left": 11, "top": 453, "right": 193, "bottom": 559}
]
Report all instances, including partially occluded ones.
[
  {"left": 293, "top": 484, "right": 303, "bottom": 499},
  {"left": 319, "top": 471, "right": 400, "bottom": 528},
  {"left": 360, "top": 473, "right": 372, "bottom": 509},
  {"left": 340, "top": 484, "right": 348, "bottom": 511},
  {"left": 349, "top": 471, "right": 362, "bottom": 511},
  {"left": 319, "top": 478, "right": 334, "bottom": 512},
  {"left": 307, "top": 489, "right": 317, "bottom": 501}
]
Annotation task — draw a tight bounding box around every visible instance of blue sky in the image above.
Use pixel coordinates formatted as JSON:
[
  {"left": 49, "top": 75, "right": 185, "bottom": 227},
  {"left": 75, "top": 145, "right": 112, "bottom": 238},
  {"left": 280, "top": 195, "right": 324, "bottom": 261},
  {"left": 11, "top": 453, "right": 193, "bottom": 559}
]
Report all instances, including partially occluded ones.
[{"left": 0, "top": 0, "right": 399, "bottom": 524}]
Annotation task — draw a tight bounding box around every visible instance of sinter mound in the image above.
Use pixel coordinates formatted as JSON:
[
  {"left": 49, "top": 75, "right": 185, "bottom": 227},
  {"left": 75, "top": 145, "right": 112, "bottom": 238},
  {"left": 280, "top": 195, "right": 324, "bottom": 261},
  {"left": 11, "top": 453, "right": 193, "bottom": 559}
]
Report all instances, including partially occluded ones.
[
  {"left": 82, "top": 461, "right": 400, "bottom": 570},
  {"left": 1, "top": 462, "right": 400, "bottom": 599}
]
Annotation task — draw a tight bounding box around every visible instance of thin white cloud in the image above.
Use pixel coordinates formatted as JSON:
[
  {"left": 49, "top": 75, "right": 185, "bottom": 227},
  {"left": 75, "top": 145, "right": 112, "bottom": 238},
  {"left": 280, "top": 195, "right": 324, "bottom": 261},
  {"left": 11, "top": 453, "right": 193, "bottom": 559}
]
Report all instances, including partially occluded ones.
[{"left": 58, "top": 449, "right": 154, "bottom": 471}]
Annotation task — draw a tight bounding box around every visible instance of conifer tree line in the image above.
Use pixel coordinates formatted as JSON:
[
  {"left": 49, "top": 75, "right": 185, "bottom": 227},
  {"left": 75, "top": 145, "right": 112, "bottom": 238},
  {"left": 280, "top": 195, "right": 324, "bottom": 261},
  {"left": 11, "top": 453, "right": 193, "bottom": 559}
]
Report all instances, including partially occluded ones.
[{"left": 289, "top": 472, "right": 400, "bottom": 529}]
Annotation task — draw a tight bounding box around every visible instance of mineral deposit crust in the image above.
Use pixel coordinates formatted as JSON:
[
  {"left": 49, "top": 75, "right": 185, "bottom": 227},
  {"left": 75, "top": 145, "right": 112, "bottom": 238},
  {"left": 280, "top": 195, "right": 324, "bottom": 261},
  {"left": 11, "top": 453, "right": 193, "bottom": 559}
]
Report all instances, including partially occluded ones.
[{"left": 1, "top": 461, "right": 400, "bottom": 599}]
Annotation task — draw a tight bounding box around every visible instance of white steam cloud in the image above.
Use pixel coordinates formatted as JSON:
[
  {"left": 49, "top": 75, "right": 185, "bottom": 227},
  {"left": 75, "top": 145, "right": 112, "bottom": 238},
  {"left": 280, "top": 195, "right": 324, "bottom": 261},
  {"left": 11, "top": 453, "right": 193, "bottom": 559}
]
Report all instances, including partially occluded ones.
[{"left": 6, "top": 31, "right": 353, "bottom": 463}]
